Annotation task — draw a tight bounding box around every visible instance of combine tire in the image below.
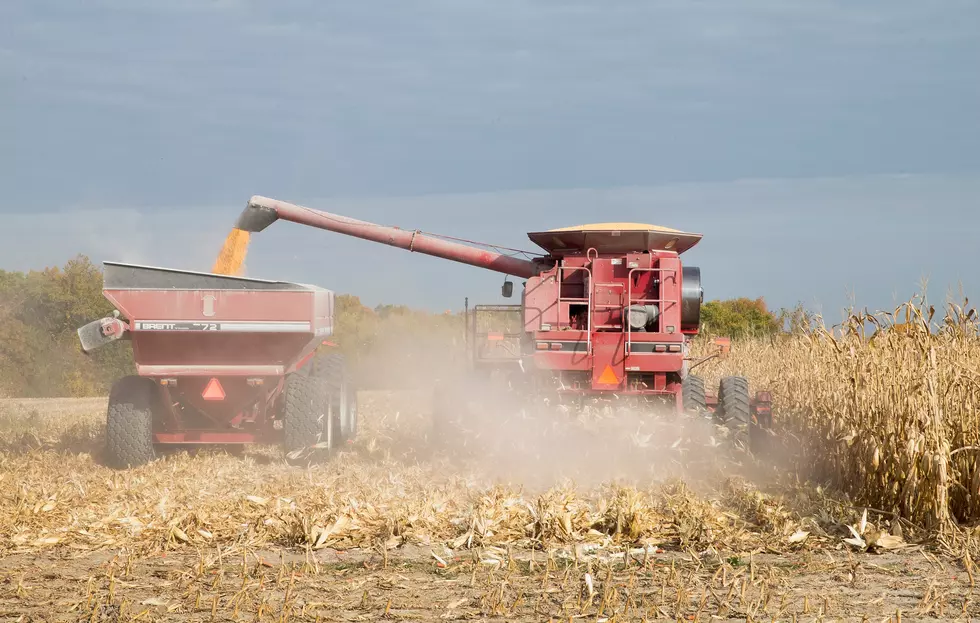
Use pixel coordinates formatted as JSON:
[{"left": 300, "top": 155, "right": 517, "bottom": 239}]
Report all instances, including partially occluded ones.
[
  {"left": 681, "top": 374, "right": 708, "bottom": 415},
  {"left": 309, "top": 353, "right": 357, "bottom": 445},
  {"left": 717, "top": 376, "right": 751, "bottom": 447},
  {"left": 282, "top": 372, "right": 330, "bottom": 456},
  {"left": 105, "top": 376, "right": 158, "bottom": 469}
]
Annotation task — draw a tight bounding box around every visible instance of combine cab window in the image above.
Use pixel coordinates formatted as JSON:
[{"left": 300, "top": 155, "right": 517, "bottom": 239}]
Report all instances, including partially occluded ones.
[{"left": 468, "top": 305, "right": 524, "bottom": 364}]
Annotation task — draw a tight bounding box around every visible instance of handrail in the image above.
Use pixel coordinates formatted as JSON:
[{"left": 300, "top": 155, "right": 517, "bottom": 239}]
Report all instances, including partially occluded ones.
[
  {"left": 626, "top": 267, "right": 679, "bottom": 355},
  {"left": 557, "top": 265, "right": 592, "bottom": 356}
]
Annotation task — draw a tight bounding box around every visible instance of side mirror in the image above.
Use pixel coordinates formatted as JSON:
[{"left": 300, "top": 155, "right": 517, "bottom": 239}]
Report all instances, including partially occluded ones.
[{"left": 501, "top": 280, "right": 514, "bottom": 298}]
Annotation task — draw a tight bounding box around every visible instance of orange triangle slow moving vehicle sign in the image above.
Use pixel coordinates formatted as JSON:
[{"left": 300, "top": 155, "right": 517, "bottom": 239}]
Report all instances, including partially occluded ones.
[
  {"left": 202, "top": 378, "right": 226, "bottom": 401},
  {"left": 597, "top": 365, "right": 619, "bottom": 386}
]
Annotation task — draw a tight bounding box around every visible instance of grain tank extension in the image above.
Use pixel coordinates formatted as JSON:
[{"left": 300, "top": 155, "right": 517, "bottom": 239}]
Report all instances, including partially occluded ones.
[{"left": 236, "top": 195, "right": 772, "bottom": 451}]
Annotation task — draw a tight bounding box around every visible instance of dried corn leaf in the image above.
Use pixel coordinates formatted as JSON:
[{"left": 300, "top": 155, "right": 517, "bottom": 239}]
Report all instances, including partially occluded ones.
[{"left": 873, "top": 533, "right": 907, "bottom": 550}]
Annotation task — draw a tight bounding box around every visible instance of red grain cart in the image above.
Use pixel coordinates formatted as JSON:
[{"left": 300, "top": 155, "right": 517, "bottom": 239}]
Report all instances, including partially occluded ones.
[{"left": 77, "top": 261, "right": 356, "bottom": 468}]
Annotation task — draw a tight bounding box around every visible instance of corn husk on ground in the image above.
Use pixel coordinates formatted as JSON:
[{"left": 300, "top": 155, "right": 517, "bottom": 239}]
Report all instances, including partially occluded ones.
[{"left": 0, "top": 396, "right": 767, "bottom": 558}]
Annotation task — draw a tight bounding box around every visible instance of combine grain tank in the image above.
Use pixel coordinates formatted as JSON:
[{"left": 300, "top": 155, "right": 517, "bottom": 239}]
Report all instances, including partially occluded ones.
[
  {"left": 234, "top": 196, "right": 772, "bottom": 452},
  {"left": 77, "top": 261, "right": 356, "bottom": 468}
]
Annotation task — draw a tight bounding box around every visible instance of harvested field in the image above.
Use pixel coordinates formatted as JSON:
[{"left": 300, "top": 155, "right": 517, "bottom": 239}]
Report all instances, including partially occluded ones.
[{"left": 1, "top": 380, "right": 978, "bottom": 621}]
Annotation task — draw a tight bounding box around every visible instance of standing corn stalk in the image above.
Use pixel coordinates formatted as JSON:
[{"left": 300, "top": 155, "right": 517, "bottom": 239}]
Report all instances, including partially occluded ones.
[{"left": 691, "top": 295, "right": 980, "bottom": 548}]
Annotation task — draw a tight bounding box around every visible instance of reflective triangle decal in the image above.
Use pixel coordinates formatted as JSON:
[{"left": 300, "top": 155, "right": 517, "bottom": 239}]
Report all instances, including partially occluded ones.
[
  {"left": 202, "top": 378, "right": 226, "bottom": 401},
  {"left": 597, "top": 365, "right": 619, "bottom": 385}
]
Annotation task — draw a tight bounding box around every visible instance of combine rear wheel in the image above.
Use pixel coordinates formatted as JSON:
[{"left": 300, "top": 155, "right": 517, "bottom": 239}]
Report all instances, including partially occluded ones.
[
  {"left": 681, "top": 374, "right": 707, "bottom": 415},
  {"left": 716, "top": 376, "right": 751, "bottom": 448},
  {"left": 105, "top": 375, "right": 159, "bottom": 469}
]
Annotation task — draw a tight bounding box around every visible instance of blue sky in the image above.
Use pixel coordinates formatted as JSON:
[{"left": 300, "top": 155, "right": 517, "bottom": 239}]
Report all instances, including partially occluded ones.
[{"left": 3, "top": 1, "right": 979, "bottom": 318}]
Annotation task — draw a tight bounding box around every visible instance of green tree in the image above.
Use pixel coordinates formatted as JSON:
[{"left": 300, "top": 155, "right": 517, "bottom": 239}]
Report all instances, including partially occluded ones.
[
  {"left": 0, "top": 255, "right": 133, "bottom": 397},
  {"left": 699, "top": 297, "right": 782, "bottom": 338}
]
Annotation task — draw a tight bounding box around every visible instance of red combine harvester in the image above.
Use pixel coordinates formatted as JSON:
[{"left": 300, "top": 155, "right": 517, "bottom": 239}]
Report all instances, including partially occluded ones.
[
  {"left": 234, "top": 196, "right": 773, "bottom": 452},
  {"left": 77, "top": 262, "right": 356, "bottom": 468}
]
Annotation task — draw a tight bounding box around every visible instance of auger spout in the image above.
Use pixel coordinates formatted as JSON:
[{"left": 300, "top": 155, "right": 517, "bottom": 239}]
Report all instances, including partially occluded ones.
[{"left": 237, "top": 196, "right": 541, "bottom": 280}]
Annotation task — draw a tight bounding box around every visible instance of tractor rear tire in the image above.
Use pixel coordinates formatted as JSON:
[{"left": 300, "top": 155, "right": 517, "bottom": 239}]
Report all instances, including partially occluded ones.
[
  {"left": 681, "top": 374, "right": 708, "bottom": 415},
  {"left": 105, "top": 375, "right": 158, "bottom": 469},
  {"left": 282, "top": 371, "right": 329, "bottom": 456},
  {"left": 310, "top": 353, "right": 357, "bottom": 445},
  {"left": 717, "top": 375, "right": 751, "bottom": 446}
]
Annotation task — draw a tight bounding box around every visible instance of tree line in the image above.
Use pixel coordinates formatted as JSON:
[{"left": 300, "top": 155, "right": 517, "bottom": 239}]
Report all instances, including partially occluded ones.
[{"left": 0, "top": 256, "right": 788, "bottom": 398}]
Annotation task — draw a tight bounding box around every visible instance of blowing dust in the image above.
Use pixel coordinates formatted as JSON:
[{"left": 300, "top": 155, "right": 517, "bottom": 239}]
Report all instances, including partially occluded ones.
[
  {"left": 359, "top": 330, "right": 746, "bottom": 495},
  {"left": 447, "top": 379, "right": 738, "bottom": 492},
  {"left": 212, "top": 228, "right": 251, "bottom": 276}
]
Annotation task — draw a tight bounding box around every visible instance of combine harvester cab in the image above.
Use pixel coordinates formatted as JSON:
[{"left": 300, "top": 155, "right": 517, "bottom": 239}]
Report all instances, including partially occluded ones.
[
  {"left": 234, "top": 195, "right": 773, "bottom": 454},
  {"left": 77, "top": 261, "right": 356, "bottom": 468}
]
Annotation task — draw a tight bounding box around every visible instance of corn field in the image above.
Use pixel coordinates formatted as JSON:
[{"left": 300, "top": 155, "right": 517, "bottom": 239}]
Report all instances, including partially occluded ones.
[{"left": 694, "top": 295, "right": 980, "bottom": 540}]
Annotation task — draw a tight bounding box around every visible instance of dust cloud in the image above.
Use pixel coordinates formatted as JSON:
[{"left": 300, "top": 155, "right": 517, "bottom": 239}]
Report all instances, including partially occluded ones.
[{"left": 356, "top": 326, "right": 751, "bottom": 495}]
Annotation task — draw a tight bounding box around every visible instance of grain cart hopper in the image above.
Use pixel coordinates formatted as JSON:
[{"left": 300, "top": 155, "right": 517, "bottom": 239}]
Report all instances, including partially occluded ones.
[
  {"left": 234, "top": 196, "right": 772, "bottom": 452},
  {"left": 77, "top": 261, "right": 356, "bottom": 468}
]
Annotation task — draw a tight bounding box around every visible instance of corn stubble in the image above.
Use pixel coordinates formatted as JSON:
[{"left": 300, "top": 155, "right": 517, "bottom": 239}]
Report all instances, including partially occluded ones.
[{"left": 0, "top": 424, "right": 738, "bottom": 555}]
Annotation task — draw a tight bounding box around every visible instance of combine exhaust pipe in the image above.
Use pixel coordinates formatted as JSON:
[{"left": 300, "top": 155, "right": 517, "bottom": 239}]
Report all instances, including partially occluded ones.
[{"left": 237, "top": 195, "right": 541, "bottom": 280}]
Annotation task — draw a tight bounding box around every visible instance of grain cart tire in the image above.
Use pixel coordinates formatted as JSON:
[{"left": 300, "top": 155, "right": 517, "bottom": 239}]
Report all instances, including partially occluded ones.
[
  {"left": 282, "top": 371, "right": 330, "bottom": 457},
  {"left": 106, "top": 375, "right": 158, "bottom": 469},
  {"left": 310, "top": 353, "right": 357, "bottom": 445},
  {"left": 681, "top": 374, "right": 708, "bottom": 415},
  {"left": 341, "top": 385, "right": 358, "bottom": 445},
  {"left": 717, "top": 376, "right": 751, "bottom": 447}
]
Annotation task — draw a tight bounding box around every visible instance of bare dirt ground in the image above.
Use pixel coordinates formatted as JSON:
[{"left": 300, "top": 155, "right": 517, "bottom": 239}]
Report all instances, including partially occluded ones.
[{"left": 0, "top": 392, "right": 977, "bottom": 622}]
